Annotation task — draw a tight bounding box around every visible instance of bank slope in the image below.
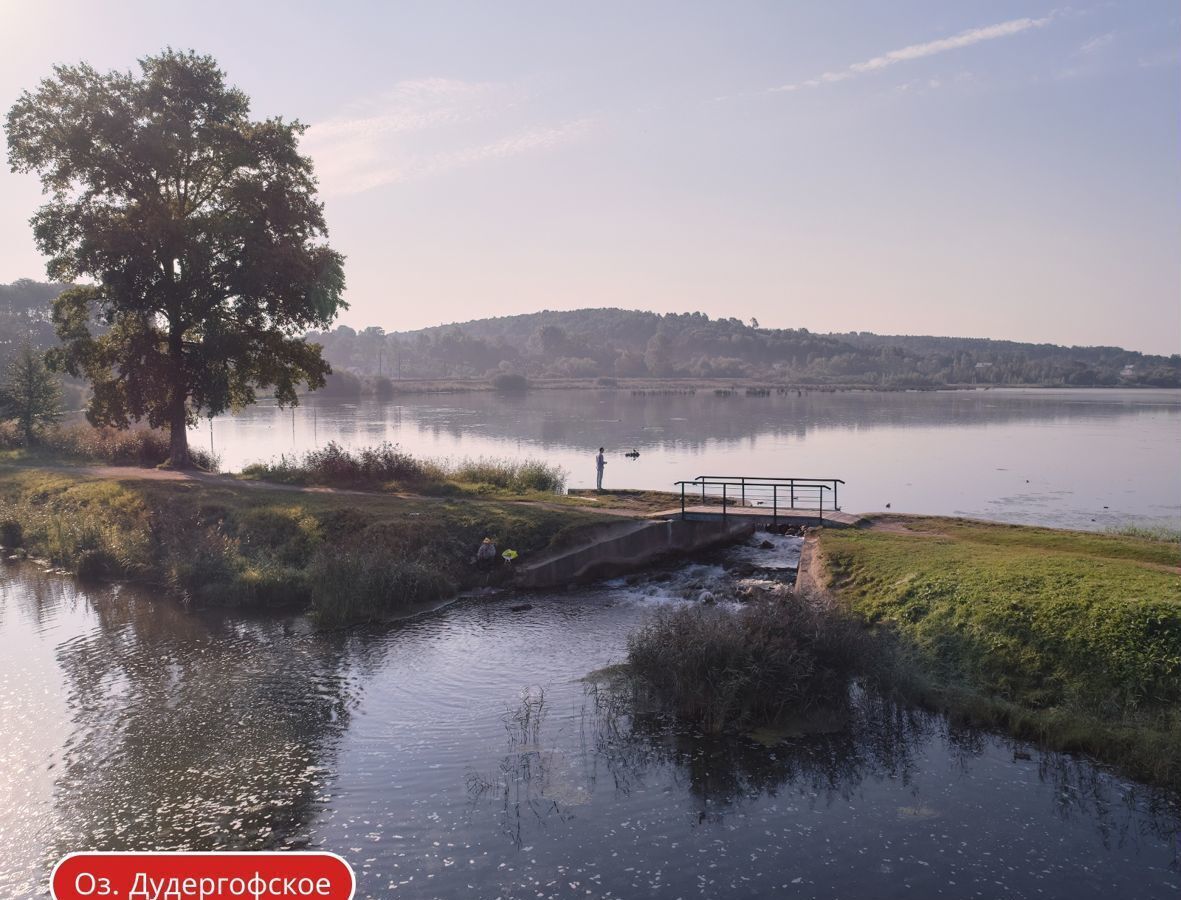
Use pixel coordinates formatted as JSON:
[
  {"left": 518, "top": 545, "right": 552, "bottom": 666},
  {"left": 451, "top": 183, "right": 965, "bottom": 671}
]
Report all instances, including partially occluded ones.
[{"left": 819, "top": 516, "right": 1181, "bottom": 788}]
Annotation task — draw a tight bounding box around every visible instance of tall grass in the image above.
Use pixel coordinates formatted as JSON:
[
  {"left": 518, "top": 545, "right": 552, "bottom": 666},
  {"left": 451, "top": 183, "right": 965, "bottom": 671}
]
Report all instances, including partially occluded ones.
[
  {"left": 307, "top": 545, "right": 455, "bottom": 625},
  {"left": 446, "top": 457, "right": 566, "bottom": 493},
  {"left": 627, "top": 595, "right": 867, "bottom": 733},
  {"left": 1, "top": 422, "right": 218, "bottom": 470},
  {"left": 242, "top": 441, "right": 567, "bottom": 494},
  {"left": 242, "top": 441, "right": 430, "bottom": 486},
  {"left": 0, "top": 476, "right": 155, "bottom": 575},
  {"left": 1105, "top": 522, "right": 1181, "bottom": 544}
]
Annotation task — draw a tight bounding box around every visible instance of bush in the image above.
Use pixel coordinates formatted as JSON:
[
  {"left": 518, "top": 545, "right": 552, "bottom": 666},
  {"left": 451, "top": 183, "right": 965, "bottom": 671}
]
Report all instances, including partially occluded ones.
[
  {"left": 308, "top": 545, "right": 455, "bottom": 625},
  {"left": 0, "top": 518, "right": 21, "bottom": 548},
  {"left": 627, "top": 595, "right": 866, "bottom": 733},
  {"left": 243, "top": 444, "right": 565, "bottom": 494},
  {"left": 76, "top": 549, "right": 119, "bottom": 581},
  {"left": 232, "top": 507, "right": 320, "bottom": 567},
  {"left": 317, "top": 370, "right": 363, "bottom": 397},
  {"left": 491, "top": 372, "right": 528, "bottom": 392},
  {"left": 373, "top": 376, "right": 396, "bottom": 399},
  {"left": 242, "top": 441, "right": 428, "bottom": 487}
]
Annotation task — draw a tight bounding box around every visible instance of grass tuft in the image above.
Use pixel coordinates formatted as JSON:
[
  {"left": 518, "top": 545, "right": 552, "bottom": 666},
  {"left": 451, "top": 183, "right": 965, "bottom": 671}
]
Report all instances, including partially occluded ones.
[
  {"left": 308, "top": 545, "right": 456, "bottom": 625},
  {"left": 627, "top": 594, "right": 867, "bottom": 733}
]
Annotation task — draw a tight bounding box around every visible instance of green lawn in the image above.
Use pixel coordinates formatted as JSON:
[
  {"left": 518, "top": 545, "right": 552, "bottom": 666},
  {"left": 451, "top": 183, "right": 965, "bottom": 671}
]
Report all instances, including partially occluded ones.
[{"left": 820, "top": 516, "right": 1181, "bottom": 787}]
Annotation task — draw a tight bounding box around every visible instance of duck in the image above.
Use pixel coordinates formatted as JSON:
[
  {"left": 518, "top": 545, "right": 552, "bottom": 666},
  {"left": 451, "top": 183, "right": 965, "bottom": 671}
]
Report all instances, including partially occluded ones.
[{"left": 624, "top": 448, "right": 640, "bottom": 459}]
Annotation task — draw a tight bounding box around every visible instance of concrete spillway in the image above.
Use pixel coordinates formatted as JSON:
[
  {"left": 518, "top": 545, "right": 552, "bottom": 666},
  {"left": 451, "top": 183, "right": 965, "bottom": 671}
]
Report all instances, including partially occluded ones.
[{"left": 513, "top": 517, "right": 755, "bottom": 589}]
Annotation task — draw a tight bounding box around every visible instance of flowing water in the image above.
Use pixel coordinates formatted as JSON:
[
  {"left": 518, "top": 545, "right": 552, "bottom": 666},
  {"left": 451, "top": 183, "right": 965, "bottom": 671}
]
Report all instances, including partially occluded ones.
[
  {"left": 194, "top": 387, "right": 1181, "bottom": 531},
  {"left": 3, "top": 539, "right": 1178, "bottom": 899}
]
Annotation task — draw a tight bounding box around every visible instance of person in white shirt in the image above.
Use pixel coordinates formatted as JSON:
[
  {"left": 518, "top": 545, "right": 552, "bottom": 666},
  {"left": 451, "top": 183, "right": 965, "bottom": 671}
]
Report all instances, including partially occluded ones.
[{"left": 595, "top": 447, "right": 607, "bottom": 491}]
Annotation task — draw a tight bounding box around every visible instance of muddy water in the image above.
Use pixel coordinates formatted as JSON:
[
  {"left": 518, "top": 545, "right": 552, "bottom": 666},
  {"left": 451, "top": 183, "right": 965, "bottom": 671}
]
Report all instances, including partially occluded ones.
[{"left": 2, "top": 540, "right": 1178, "bottom": 899}]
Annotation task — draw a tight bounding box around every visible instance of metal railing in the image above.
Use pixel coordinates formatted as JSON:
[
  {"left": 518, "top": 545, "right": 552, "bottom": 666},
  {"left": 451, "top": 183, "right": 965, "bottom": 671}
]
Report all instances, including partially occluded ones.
[{"left": 672, "top": 476, "right": 845, "bottom": 523}]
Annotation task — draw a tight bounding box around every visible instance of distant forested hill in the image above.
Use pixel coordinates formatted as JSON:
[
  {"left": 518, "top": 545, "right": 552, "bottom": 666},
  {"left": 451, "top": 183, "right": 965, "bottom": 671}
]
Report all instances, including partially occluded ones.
[
  {"left": 0, "top": 278, "right": 69, "bottom": 361},
  {"left": 4, "top": 283, "right": 1178, "bottom": 389},
  {"left": 311, "top": 308, "right": 1181, "bottom": 389}
]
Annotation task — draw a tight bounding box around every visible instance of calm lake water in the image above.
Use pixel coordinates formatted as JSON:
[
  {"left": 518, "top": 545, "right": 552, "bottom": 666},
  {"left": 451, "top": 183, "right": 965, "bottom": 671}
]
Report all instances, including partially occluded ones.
[
  {"left": 2, "top": 544, "right": 1179, "bottom": 899},
  {"left": 194, "top": 387, "right": 1181, "bottom": 531}
]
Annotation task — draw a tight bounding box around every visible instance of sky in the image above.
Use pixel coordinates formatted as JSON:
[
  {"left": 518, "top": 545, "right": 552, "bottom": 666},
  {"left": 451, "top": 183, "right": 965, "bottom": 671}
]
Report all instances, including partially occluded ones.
[{"left": 1, "top": 1, "right": 1178, "bottom": 354}]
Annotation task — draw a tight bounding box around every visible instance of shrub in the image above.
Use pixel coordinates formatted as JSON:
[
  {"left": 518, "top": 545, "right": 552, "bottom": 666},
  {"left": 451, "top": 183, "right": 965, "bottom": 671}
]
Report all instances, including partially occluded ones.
[
  {"left": 318, "top": 370, "right": 363, "bottom": 397},
  {"left": 232, "top": 507, "right": 320, "bottom": 567},
  {"left": 0, "top": 518, "right": 21, "bottom": 547},
  {"left": 243, "top": 444, "right": 565, "bottom": 494},
  {"left": 373, "top": 376, "right": 396, "bottom": 399},
  {"left": 626, "top": 595, "right": 866, "bottom": 733},
  {"left": 491, "top": 372, "right": 528, "bottom": 392},
  {"left": 308, "top": 545, "right": 455, "bottom": 625},
  {"left": 76, "top": 549, "right": 119, "bottom": 581},
  {"left": 153, "top": 507, "right": 242, "bottom": 599},
  {"left": 243, "top": 441, "right": 427, "bottom": 487}
]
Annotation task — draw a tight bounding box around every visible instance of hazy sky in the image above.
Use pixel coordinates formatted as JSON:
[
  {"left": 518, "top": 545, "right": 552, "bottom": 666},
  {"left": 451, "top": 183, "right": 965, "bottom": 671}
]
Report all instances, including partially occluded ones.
[{"left": 1, "top": 1, "right": 1178, "bottom": 354}]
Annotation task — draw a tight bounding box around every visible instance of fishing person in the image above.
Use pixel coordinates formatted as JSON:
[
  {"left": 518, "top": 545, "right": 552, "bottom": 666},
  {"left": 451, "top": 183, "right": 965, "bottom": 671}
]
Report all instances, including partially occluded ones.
[
  {"left": 595, "top": 446, "right": 607, "bottom": 491},
  {"left": 475, "top": 537, "right": 497, "bottom": 569}
]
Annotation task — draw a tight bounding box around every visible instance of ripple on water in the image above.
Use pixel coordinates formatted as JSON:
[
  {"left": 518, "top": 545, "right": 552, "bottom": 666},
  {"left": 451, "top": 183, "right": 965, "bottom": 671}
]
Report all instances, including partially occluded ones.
[{"left": 2, "top": 547, "right": 1180, "bottom": 900}]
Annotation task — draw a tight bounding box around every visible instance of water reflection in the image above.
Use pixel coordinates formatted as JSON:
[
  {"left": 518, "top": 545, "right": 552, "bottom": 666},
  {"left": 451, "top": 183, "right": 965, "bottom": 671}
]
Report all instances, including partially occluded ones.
[
  {"left": 447, "top": 662, "right": 1180, "bottom": 898},
  {"left": 211, "top": 389, "right": 1181, "bottom": 462},
  {"left": 4, "top": 564, "right": 1180, "bottom": 900},
  {"left": 539, "top": 678, "right": 1181, "bottom": 850},
  {"left": 0, "top": 566, "right": 360, "bottom": 895},
  {"left": 198, "top": 388, "right": 1181, "bottom": 529}
]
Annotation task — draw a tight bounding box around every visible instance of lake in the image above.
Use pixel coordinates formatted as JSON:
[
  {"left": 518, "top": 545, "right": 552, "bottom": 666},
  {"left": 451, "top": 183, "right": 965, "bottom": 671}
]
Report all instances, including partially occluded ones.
[
  {"left": 2, "top": 543, "right": 1178, "bottom": 900},
  {"left": 3, "top": 386, "right": 1177, "bottom": 899},
  {"left": 193, "top": 387, "right": 1181, "bottom": 531}
]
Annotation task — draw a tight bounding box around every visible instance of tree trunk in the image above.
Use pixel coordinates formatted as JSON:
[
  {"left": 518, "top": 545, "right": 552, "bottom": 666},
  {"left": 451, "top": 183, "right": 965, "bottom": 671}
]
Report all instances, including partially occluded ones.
[
  {"left": 167, "top": 327, "right": 191, "bottom": 469},
  {"left": 168, "top": 399, "right": 190, "bottom": 468}
]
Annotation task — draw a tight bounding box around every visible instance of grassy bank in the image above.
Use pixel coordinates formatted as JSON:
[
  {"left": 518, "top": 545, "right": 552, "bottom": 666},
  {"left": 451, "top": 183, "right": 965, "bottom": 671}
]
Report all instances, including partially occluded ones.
[
  {"left": 0, "top": 465, "right": 611, "bottom": 624},
  {"left": 818, "top": 516, "right": 1181, "bottom": 788}
]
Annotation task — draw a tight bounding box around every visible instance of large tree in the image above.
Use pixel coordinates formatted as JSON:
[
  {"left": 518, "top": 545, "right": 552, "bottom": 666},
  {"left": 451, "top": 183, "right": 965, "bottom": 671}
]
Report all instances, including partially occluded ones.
[{"left": 5, "top": 50, "right": 345, "bottom": 467}]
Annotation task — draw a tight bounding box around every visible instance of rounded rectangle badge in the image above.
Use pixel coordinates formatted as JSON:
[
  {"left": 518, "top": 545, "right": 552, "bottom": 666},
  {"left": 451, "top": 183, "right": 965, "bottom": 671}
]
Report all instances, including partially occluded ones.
[{"left": 51, "top": 852, "right": 355, "bottom": 900}]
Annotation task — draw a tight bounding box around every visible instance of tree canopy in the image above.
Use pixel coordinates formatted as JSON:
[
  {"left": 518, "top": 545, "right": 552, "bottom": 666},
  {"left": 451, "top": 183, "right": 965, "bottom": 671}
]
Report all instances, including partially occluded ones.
[{"left": 5, "top": 49, "right": 345, "bottom": 465}]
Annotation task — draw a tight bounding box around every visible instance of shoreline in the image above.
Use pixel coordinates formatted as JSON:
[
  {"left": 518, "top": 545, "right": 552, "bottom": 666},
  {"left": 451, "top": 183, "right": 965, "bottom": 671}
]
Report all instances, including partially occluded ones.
[
  {"left": 2, "top": 461, "right": 1177, "bottom": 788},
  {"left": 811, "top": 515, "right": 1181, "bottom": 790},
  {"left": 305, "top": 377, "right": 1179, "bottom": 398}
]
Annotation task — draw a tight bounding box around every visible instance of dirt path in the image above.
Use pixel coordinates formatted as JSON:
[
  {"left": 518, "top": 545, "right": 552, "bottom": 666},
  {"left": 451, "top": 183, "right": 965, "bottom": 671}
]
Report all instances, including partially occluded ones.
[{"left": 14, "top": 462, "right": 648, "bottom": 517}]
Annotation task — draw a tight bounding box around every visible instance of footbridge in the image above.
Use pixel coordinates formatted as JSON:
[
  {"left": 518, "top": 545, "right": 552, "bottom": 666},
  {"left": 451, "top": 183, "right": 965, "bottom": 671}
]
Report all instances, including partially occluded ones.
[
  {"left": 651, "top": 475, "right": 862, "bottom": 527},
  {"left": 515, "top": 474, "right": 858, "bottom": 589}
]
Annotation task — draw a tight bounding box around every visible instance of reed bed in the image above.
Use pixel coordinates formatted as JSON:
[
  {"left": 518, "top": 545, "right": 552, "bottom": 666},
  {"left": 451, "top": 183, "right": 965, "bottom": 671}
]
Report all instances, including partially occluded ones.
[{"left": 242, "top": 441, "right": 567, "bottom": 494}]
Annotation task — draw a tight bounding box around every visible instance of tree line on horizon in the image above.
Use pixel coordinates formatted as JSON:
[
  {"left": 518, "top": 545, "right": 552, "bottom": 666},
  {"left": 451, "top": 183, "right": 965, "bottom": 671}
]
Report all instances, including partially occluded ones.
[
  {"left": 308, "top": 308, "right": 1181, "bottom": 390},
  {"left": 4, "top": 282, "right": 1180, "bottom": 394}
]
